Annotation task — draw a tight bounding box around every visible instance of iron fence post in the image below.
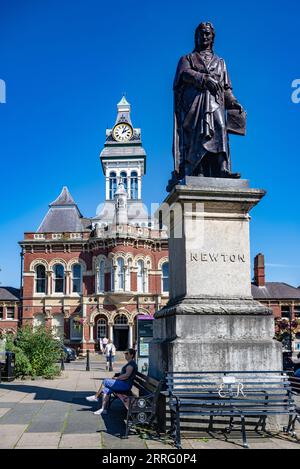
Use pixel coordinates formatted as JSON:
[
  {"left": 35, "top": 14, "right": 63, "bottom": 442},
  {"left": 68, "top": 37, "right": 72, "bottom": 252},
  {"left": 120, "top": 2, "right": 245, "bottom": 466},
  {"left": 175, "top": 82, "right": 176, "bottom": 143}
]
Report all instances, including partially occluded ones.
[{"left": 109, "top": 350, "right": 113, "bottom": 372}]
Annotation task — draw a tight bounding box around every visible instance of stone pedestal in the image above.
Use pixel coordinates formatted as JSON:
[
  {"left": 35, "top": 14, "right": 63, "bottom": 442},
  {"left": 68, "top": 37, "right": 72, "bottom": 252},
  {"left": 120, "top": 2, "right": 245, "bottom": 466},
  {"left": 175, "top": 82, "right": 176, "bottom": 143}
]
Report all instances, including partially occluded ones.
[{"left": 149, "top": 178, "right": 282, "bottom": 380}]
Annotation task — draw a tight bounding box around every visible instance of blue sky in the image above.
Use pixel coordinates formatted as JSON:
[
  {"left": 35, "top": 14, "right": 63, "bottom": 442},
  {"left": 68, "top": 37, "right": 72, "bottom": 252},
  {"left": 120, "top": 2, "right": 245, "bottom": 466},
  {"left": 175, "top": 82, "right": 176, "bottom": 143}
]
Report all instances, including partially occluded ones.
[{"left": 0, "top": 0, "right": 300, "bottom": 288}]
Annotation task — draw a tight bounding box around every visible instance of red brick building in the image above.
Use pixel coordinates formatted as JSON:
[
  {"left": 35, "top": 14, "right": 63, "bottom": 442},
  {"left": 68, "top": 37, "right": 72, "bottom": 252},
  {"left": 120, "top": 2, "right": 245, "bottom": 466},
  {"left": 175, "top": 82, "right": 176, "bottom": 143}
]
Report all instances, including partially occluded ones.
[
  {"left": 19, "top": 98, "right": 169, "bottom": 353},
  {"left": 252, "top": 253, "right": 300, "bottom": 352},
  {"left": 0, "top": 287, "right": 20, "bottom": 336}
]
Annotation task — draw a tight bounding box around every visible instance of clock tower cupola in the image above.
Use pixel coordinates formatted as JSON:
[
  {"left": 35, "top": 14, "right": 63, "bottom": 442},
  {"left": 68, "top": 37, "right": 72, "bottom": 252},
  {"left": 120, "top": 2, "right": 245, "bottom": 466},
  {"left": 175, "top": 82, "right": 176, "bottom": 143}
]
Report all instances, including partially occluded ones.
[{"left": 100, "top": 96, "right": 146, "bottom": 201}]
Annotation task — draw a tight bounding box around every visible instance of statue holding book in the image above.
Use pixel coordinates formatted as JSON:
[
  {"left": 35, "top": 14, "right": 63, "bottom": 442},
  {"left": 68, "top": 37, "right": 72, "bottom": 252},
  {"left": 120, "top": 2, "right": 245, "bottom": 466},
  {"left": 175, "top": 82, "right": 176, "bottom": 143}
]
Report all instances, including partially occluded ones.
[{"left": 167, "top": 22, "right": 246, "bottom": 191}]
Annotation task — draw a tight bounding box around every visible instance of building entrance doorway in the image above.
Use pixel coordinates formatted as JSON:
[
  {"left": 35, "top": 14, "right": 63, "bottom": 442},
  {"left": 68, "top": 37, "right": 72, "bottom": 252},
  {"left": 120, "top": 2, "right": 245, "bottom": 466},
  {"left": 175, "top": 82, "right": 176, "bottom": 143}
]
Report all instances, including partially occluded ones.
[
  {"left": 113, "top": 314, "right": 129, "bottom": 351},
  {"left": 114, "top": 327, "right": 129, "bottom": 351}
]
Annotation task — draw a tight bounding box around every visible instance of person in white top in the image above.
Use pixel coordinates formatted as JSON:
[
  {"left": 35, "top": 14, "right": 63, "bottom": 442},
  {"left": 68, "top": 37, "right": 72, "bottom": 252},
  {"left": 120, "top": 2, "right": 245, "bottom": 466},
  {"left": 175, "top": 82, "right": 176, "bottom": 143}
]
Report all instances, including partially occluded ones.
[
  {"left": 102, "top": 337, "right": 108, "bottom": 351},
  {"left": 105, "top": 339, "right": 116, "bottom": 371}
]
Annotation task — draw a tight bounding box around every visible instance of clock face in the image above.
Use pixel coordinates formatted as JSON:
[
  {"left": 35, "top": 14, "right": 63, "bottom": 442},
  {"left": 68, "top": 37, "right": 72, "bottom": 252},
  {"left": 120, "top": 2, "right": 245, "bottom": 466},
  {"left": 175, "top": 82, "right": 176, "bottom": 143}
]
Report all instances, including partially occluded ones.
[{"left": 113, "top": 123, "right": 133, "bottom": 142}]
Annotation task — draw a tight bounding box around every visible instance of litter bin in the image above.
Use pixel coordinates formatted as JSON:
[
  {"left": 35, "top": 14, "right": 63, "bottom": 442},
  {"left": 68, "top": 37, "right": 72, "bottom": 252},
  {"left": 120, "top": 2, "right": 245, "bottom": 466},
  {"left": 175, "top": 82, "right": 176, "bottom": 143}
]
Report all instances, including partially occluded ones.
[
  {"left": 0, "top": 351, "right": 5, "bottom": 384},
  {"left": 1, "top": 352, "right": 15, "bottom": 382}
]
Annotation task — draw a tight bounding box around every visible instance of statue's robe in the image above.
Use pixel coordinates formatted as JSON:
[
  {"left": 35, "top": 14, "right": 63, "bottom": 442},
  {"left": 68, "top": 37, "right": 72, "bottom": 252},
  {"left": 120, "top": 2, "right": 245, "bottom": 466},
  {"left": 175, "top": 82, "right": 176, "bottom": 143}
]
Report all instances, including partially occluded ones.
[{"left": 173, "top": 51, "right": 238, "bottom": 176}]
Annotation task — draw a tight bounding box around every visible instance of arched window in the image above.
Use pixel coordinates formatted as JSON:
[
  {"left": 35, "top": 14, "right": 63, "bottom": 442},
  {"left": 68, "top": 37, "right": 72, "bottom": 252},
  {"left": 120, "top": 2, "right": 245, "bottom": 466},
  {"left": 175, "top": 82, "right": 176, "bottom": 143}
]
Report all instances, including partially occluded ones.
[
  {"left": 109, "top": 172, "right": 117, "bottom": 199},
  {"left": 120, "top": 171, "right": 128, "bottom": 193},
  {"left": 97, "top": 318, "right": 107, "bottom": 339},
  {"left": 53, "top": 264, "right": 64, "bottom": 293},
  {"left": 35, "top": 264, "right": 46, "bottom": 293},
  {"left": 130, "top": 171, "right": 138, "bottom": 199},
  {"left": 137, "top": 260, "right": 146, "bottom": 293},
  {"left": 117, "top": 258, "right": 125, "bottom": 291},
  {"left": 71, "top": 317, "right": 82, "bottom": 340},
  {"left": 33, "top": 313, "right": 45, "bottom": 330},
  {"left": 110, "top": 260, "right": 115, "bottom": 291},
  {"left": 98, "top": 260, "right": 105, "bottom": 293},
  {"left": 52, "top": 314, "right": 64, "bottom": 340},
  {"left": 72, "top": 264, "right": 82, "bottom": 293},
  {"left": 162, "top": 262, "right": 169, "bottom": 293},
  {"left": 126, "top": 261, "right": 131, "bottom": 292},
  {"left": 115, "top": 314, "right": 128, "bottom": 325}
]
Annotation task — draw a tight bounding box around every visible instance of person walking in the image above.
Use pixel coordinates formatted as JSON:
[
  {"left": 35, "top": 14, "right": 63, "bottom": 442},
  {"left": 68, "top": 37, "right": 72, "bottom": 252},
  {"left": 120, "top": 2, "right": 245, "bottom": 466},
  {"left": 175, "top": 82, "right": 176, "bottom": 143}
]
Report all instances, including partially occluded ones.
[
  {"left": 102, "top": 336, "right": 108, "bottom": 353},
  {"left": 99, "top": 337, "right": 103, "bottom": 354},
  {"left": 85, "top": 348, "right": 137, "bottom": 415},
  {"left": 105, "top": 339, "right": 116, "bottom": 371}
]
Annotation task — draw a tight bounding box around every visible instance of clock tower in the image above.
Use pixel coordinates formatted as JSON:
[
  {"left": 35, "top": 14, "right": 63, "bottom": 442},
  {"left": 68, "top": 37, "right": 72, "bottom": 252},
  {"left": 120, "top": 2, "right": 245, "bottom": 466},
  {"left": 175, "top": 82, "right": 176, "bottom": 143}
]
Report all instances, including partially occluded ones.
[{"left": 100, "top": 96, "right": 146, "bottom": 202}]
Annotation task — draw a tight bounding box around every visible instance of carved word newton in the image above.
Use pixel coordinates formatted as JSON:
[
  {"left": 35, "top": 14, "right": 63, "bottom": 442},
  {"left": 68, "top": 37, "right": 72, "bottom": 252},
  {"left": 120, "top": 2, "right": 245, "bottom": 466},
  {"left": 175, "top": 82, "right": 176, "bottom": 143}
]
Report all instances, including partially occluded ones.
[{"left": 190, "top": 252, "right": 246, "bottom": 263}]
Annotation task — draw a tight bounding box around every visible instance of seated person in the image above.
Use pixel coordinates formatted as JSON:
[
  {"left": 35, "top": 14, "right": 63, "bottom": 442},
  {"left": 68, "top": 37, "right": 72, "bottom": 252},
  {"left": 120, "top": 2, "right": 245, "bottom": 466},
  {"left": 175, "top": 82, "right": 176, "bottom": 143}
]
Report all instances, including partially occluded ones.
[
  {"left": 292, "top": 352, "right": 300, "bottom": 378},
  {"left": 86, "top": 348, "right": 137, "bottom": 415}
]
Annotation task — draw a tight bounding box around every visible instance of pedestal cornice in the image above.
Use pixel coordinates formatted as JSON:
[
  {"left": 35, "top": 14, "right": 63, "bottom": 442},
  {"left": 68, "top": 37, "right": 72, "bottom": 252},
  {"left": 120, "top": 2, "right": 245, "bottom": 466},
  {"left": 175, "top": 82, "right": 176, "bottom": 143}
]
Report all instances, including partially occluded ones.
[{"left": 154, "top": 296, "right": 272, "bottom": 319}]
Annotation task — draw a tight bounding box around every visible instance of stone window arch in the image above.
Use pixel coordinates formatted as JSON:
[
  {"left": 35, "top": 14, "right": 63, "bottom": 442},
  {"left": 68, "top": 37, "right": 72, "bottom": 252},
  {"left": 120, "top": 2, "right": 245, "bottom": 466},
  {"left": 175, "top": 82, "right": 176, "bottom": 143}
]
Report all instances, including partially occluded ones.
[
  {"left": 97, "top": 317, "right": 107, "bottom": 340},
  {"left": 115, "top": 314, "right": 128, "bottom": 325},
  {"left": 29, "top": 258, "right": 49, "bottom": 273}
]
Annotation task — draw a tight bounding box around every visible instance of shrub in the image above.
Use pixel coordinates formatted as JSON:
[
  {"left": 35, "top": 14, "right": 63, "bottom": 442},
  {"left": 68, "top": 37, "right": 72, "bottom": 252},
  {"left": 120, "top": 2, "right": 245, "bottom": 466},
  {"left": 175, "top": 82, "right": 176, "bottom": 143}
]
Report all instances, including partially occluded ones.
[
  {"left": 4, "top": 325, "right": 62, "bottom": 379},
  {"left": 5, "top": 336, "right": 32, "bottom": 378}
]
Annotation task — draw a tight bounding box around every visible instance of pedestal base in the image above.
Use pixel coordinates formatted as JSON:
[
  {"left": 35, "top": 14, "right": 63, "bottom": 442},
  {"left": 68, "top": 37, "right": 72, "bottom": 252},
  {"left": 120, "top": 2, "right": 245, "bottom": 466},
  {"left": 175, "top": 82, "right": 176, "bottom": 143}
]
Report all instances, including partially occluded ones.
[
  {"left": 149, "top": 299, "right": 282, "bottom": 380},
  {"left": 149, "top": 179, "right": 282, "bottom": 379}
]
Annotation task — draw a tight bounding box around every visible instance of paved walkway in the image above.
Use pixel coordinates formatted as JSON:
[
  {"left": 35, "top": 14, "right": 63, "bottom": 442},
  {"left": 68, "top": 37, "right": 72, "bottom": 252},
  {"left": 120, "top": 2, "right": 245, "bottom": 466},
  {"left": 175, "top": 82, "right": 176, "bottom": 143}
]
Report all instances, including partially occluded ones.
[{"left": 0, "top": 357, "right": 299, "bottom": 449}]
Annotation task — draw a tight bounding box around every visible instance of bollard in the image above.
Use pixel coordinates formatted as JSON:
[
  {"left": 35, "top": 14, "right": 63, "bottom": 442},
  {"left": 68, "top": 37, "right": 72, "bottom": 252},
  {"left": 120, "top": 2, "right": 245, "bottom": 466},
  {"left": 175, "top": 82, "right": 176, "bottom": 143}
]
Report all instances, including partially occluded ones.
[
  {"left": 109, "top": 350, "right": 113, "bottom": 372},
  {"left": 86, "top": 349, "right": 90, "bottom": 371},
  {"left": 61, "top": 355, "right": 65, "bottom": 371}
]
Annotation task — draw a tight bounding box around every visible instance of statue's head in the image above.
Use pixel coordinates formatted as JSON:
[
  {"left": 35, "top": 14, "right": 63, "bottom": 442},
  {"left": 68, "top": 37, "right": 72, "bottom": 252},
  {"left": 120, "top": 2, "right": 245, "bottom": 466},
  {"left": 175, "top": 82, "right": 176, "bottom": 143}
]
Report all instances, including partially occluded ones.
[{"left": 195, "top": 22, "right": 215, "bottom": 51}]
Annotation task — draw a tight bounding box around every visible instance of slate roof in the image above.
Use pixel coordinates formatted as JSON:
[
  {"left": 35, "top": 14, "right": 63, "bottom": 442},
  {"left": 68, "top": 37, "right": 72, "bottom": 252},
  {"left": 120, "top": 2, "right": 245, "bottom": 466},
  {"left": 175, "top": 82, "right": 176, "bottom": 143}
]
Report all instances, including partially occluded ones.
[
  {"left": 37, "top": 187, "right": 89, "bottom": 233},
  {"left": 50, "top": 187, "right": 77, "bottom": 207},
  {"left": 0, "top": 287, "right": 20, "bottom": 301},
  {"left": 252, "top": 282, "right": 300, "bottom": 300}
]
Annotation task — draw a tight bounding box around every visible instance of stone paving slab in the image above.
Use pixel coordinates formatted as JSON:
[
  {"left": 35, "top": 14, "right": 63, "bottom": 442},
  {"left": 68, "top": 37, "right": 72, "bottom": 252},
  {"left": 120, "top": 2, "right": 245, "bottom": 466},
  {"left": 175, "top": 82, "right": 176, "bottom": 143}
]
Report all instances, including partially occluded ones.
[
  {"left": 145, "top": 440, "right": 174, "bottom": 449},
  {"left": 26, "top": 402, "right": 70, "bottom": 433},
  {"left": 59, "top": 433, "right": 101, "bottom": 448},
  {"left": 187, "top": 436, "right": 300, "bottom": 450},
  {"left": 102, "top": 432, "right": 147, "bottom": 449},
  {"left": 15, "top": 446, "right": 59, "bottom": 449},
  {"left": 0, "top": 408, "right": 11, "bottom": 418},
  {"left": 0, "top": 391, "right": 29, "bottom": 402},
  {"left": 63, "top": 404, "right": 103, "bottom": 434},
  {"left": 0, "top": 424, "right": 28, "bottom": 448},
  {"left": 0, "top": 403, "right": 44, "bottom": 425},
  {"left": 15, "top": 432, "right": 61, "bottom": 448}
]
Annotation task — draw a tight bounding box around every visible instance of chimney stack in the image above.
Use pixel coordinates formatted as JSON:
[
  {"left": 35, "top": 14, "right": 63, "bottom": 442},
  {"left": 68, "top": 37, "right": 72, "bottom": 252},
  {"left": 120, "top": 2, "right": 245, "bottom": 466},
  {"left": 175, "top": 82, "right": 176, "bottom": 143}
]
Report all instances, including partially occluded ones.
[{"left": 254, "top": 253, "right": 265, "bottom": 287}]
